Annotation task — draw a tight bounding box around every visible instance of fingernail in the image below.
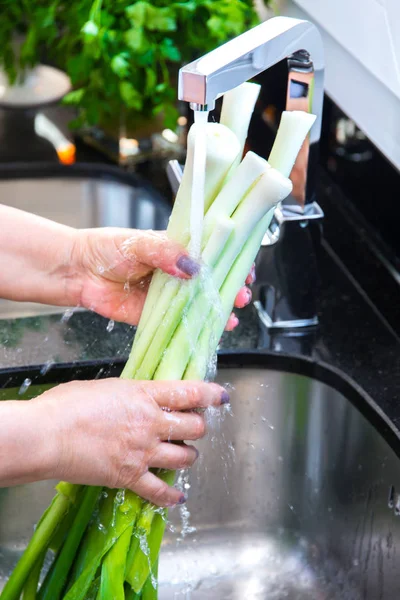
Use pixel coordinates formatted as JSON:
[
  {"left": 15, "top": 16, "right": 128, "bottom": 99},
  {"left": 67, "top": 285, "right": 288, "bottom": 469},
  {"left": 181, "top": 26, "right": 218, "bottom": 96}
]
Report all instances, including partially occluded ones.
[
  {"left": 231, "top": 316, "right": 239, "bottom": 329},
  {"left": 176, "top": 255, "right": 200, "bottom": 276},
  {"left": 194, "top": 447, "right": 200, "bottom": 459},
  {"left": 178, "top": 494, "right": 187, "bottom": 505},
  {"left": 245, "top": 288, "right": 252, "bottom": 303},
  {"left": 221, "top": 390, "right": 230, "bottom": 405}
]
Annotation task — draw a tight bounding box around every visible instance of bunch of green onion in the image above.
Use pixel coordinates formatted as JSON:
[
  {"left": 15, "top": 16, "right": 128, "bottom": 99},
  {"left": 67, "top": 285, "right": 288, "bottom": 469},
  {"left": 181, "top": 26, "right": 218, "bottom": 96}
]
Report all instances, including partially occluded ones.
[{"left": 1, "top": 83, "right": 315, "bottom": 600}]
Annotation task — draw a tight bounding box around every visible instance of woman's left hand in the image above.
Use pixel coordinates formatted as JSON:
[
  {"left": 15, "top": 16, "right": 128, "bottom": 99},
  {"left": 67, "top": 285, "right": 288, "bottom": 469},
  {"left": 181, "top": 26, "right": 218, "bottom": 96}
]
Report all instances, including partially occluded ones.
[{"left": 71, "top": 228, "right": 253, "bottom": 329}]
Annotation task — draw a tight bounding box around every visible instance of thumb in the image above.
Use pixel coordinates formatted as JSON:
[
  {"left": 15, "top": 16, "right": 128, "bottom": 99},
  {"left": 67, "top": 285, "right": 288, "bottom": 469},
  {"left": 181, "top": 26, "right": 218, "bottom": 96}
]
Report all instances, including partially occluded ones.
[{"left": 120, "top": 230, "right": 200, "bottom": 279}]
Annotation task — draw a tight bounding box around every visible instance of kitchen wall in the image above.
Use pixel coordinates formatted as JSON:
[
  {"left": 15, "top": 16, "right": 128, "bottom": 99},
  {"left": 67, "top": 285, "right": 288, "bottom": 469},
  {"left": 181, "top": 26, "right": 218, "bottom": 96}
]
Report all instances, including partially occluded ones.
[{"left": 278, "top": 0, "right": 400, "bottom": 171}]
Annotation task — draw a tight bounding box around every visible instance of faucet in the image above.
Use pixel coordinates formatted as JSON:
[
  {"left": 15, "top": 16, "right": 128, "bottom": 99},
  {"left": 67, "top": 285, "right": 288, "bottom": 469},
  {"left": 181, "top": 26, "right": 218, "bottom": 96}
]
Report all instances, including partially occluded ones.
[{"left": 177, "top": 16, "right": 325, "bottom": 330}]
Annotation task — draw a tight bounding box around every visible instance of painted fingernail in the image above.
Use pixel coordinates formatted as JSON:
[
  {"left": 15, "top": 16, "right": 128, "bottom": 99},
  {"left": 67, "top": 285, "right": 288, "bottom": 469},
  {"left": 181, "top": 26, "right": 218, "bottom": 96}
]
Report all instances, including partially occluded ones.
[
  {"left": 176, "top": 255, "right": 200, "bottom": 276},
  {"left": 221, "top": 390, "right": 230, "bottom": 404},
  {"left": 178, "top": 494, "right": 187, "bottom": 504},
  {"left": 231, "top": 316, "right": 239, "bottom": 329}
]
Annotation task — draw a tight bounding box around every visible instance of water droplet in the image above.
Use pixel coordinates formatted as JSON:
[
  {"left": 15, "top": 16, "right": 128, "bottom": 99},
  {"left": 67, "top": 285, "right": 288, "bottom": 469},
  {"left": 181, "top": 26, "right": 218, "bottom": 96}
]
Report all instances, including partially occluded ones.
[
  {"left": 106, "top": 319, "right": 115, "bottom": 332},
  {"left": 40, "top": 359, "right": 54, "bottom": 375},
  {"left": 139, "top": 532, "right": 150, "bottom": 556},
  {"left": 97, "top": 265, "right": 105, "bottom": 274},
  {"left": 61, "top": 308, "right": 74, "bottom": 323},
  {"left": 176, "top": 470, "right": 196, "bottom": 540},
  {"left": 19, "top": 378, "right": 32, "bottom": 395}
]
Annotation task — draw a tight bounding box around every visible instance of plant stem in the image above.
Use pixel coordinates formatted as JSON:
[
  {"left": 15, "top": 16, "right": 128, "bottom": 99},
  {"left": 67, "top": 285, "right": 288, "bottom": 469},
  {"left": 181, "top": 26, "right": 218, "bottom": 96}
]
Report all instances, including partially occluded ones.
[
  {"left": 268, "top": 111, "right": 316, "bottom": 177},
  {"left": 141, "top": 565, "right": 159, "bottom": 600},
  {"left": 22, "top": 552, "right": 45, "bottom": 600},
  {"left": 128, "top": 511, "right": 167, "bottom": 593},
  {"left": 0, "top": 486, "right": 78, "bottom": 600},
  {"left": 49, "top": 486, "right": 85, "bottom": 553},
  {"left": 126, "top": 471, "right": 174, "bottom": 590},
  {"left": 63, "top": 491, "right": 142, "bottom": 600},
  {"left": 39, "top": 486, "right": 102, "bottom": 600},
  {"left": 185, "top": 209, "right": 275, "bottom": 380},
  {"left": 68, "top": 489, "right": 116, "bottom": 586},
  {"left": 220, "top": 82, "right": 261, "bottom": 167},
  {"left": 97, "top": 521, "right": 133, "bottom": 600}
]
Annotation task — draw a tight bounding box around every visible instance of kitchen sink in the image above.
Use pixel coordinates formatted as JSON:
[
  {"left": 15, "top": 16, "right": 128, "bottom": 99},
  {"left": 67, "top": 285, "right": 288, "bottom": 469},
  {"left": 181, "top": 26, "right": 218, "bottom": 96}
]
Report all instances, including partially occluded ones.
[
  {"left": 0, "top": 163, "right": 171, "bottom": 319},
  {"left": 1, "top": 353, "right": 399, "bottom": 599}
]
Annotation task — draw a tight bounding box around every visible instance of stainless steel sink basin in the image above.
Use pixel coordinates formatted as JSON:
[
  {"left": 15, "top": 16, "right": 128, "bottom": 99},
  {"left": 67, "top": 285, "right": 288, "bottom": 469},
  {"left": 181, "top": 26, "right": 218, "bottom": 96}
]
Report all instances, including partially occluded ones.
[
  {"left": 1, "top": 354, "right": 399, "bottom": 599},
  {"left": 0, "top": 164, "right": 171, "bottom": 319}
]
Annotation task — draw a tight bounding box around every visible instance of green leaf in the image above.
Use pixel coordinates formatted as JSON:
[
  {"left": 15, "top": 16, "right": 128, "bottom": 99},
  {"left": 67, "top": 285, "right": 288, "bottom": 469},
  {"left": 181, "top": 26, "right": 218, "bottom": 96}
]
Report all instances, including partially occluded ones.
[
  {"left": 20, "top": 27, "right": 37, "bottom": 65},
  {"left": 86, "top": 102, "right": 100, "bottom": 125},
  {"left": 81, "top": 20, "right": 99, "bottom": 39},
  {"left": 136, "top": 47, "right": 155, "bottom": 67},
  {"left": 67, "top": 55, "right": 93, "bottom": 84},
  {"left": 126, "top": 2, "right": 176, "bottom": 31},
  {"left": 100, "top": 10, "right": 116, "bottom": 29},
  {"left": 146, "top": 7, "right": 176, "bottom": 32},
  {"left": 111, "top": 53, "right": 130, "bottom": 78},
  {"left": 155, "top": 83, "right": 167, "bottom": 94},
  {"left": 206, "top": 16, "right": 225, "bottom": 39},
  {"left": 119, "top": 81, "right": 143, "bottom": 110},
  {"left": 63, "top": 88, "right": 85, "bottom": 105},
  {"left": 159, "top": 39, "right": 181, "bottom": 62},
  {"left": 173, "top": 1, "right": 197, "bottom": 12},
  {"left": 152, "top": 103, "right": 165, "bottom": 116},
  {"left": 124, "top": 27, "right": 149, "bottom": 53},
  {"left": 125, "top": 1, "right": 149, "bottom": 26},
  {"left": 163, "top": 103, "right": 179, "bottom": 129},
  {"left": 90, "top": 68, "right": 105, "bottom": 90},
  {"left": 145, "top": 68, "right": 157, "bottom": 94}
]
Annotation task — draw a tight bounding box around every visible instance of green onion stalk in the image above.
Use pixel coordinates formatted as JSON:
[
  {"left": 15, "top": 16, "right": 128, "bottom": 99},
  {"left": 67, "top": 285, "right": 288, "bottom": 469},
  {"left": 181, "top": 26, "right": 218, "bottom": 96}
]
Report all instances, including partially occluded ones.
[{"left": 0, "top": 81, "right": 315, "bottom": 599}]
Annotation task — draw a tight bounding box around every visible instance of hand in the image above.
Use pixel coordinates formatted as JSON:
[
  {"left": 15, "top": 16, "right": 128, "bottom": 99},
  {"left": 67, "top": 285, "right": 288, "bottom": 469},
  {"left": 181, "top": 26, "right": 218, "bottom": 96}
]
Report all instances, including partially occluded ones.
[
  {"left": 71, "top": 228, "right": 253, "bottom": 329},
  {"left": 18, "top": 379, "right": 229, "bottom": 506},
  {"left": 0, "top": 208, "right": 253, "bottom": 328}
]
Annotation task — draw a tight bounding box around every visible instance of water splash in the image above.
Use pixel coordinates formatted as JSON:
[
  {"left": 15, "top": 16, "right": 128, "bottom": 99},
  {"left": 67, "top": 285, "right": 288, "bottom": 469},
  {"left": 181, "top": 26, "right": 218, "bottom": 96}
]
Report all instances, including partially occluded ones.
[
  {"left": 176, "top": 471, "right": 196, "bottom": 541},
  {"left": 139, "top": 531, "right": 150, "bottom": 557},
  {"left": 106, "top": 319, "right": 115, "bottom": 333},
  {"left": 111, "top": 490, "right": 126, "bottom": 528},
  {"left": 190, "top": 111, "right": 209, "bottom": 257},
  {"left": 60, "top": 308, "right": 75, "bottom": 323},
  {"left": 40, "top": 359, "right": 54, "bottom": 376},
  {"left": 18, "top": 378, "right": 31, "bottom": 395}
]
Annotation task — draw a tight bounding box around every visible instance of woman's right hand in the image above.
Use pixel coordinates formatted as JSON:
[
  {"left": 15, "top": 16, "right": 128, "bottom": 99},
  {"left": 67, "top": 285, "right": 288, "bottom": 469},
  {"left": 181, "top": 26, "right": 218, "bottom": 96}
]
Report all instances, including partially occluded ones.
[{"left": 37, "top": 379, "right": 229, "bottom": 507}]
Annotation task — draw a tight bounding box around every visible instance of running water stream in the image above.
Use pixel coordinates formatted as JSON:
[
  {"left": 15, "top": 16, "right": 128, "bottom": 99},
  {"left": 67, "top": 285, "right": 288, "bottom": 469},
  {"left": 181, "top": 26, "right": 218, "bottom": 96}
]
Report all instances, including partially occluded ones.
[{"left": 189, "top": 110, "right": 209, "bottom": 257}]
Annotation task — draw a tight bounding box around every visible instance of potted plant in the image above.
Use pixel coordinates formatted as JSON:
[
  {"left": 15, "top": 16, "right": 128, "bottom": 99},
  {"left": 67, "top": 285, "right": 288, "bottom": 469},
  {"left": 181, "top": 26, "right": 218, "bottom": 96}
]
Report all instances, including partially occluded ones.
[{"left": 0, "top": 1, "right": 273, "bottom": 145}]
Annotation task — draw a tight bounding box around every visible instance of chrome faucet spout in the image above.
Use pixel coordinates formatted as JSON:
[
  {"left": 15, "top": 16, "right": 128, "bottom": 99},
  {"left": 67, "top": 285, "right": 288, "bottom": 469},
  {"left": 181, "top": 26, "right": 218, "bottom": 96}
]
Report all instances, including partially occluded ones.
[{"left": 179, "top": 16, "right": 324, "bottom": 207}]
